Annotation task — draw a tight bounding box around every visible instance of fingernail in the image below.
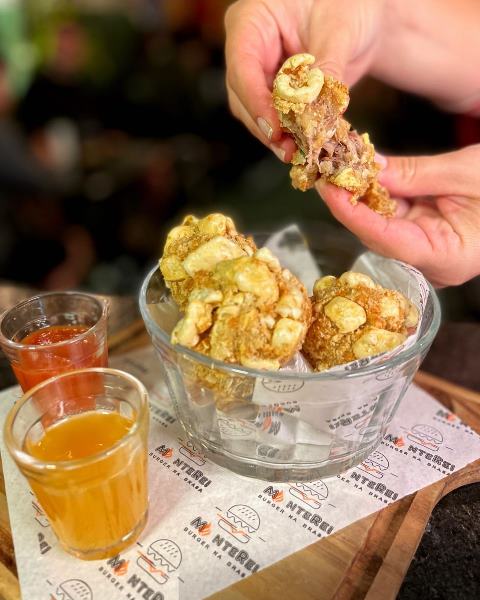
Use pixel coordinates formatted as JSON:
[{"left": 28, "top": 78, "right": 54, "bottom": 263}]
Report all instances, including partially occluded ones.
[
  {"left": 375, "top": 152, "right": 388, "bottom": 168},
  {"left": 257, "top": 117, "right": 273, "bottom": 141},
  {"left": 270, "top": 144, "right": 285, "bottom": 162}
]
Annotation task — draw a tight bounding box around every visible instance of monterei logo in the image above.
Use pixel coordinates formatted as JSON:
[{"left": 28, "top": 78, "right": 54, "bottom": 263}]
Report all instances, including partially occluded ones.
[
  {"left": 384, "top": 434, "right": 405, "bottom": 447},
  {"left": 263, "top": 486, "right": 284, "bottom": 502},
  {"left": 101, "top": 555, "right": 165, "bottom": 599},
  {"left": 434, "top": 409, "right": 473, "bottom": 434},
  {"left": 155, "top": 444, "right": 173, "bottom": 458},
  {"left": 386, "top": 425, "right": 457, "bottom": 473},
  {"left": 106, "top": 554, "right": 130, "bottom": 575},
  {"left": 191, "top": 516, "right": 212, "bottom": 536},
  {"left": 260, "top": 484, "right": 334, "bottom": 537}
]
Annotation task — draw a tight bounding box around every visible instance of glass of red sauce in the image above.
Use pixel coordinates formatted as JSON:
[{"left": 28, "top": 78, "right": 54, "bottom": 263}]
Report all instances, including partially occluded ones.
[{"left": 0, "top": 292, "right": 108, "bottom": 393}]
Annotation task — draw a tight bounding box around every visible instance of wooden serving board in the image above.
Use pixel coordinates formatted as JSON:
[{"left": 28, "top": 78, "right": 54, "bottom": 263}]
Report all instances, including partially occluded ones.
[{"left": 1, "top": 345, "right": 479, "bottom": 600}]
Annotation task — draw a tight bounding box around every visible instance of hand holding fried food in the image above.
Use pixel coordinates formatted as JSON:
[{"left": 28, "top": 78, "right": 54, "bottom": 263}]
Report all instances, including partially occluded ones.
[
  {"left": 171, "top": 248, "right": 311, "bottom": 370},
  {"left": 272, "top": 54, "right": 396, "bottom": 217},
  {"left": 303, "top": 271, "right": 418, "bottom": 371},
  {"left": 159, "top": 214, "right": 256, "bottom": 308}
]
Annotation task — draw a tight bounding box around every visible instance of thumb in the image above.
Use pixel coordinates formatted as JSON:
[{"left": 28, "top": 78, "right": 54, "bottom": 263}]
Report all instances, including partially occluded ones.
[
  {"left": 378, "top": 149, "right": 475, "bottom": 198},
  {"left": 308, "top": 36, "right": 349, "bottom": 83},
  {"left": 316, "top": 180, "right": 433, "bottom": 267},
  {"left": 306, "top": 5, "right": 351, "bottom": 81}
]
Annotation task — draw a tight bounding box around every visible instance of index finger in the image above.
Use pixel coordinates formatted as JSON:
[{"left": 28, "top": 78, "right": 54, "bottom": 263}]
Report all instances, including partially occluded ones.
[
  {"left": 316, "top": 181, "right": 434, "bottom": 265},
  {"left": 225, "top": 3, "right": 284, "bottom": 143}
]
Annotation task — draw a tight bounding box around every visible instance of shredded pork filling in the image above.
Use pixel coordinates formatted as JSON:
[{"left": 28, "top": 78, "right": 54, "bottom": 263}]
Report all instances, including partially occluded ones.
[{"left": 273, "top": 56, "right": 396, "bottom": 217}]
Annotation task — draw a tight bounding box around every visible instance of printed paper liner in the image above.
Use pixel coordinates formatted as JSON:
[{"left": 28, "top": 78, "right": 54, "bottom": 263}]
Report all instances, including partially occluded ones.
[{"left": 1, "top": 346, "right": 479, "bottom": 600}]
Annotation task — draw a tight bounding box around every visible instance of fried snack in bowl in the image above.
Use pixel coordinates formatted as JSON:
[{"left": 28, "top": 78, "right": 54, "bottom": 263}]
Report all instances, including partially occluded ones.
[
  {"left": 171, "top": 248, "right": 312, "bottom": 371},
  {"left": 272, "top": 54, "right": 396, "bottom": 217},
  {"left": 140, "top": 224, "right": 441, "bottom": 481},
  {"left": 303, "top": 271, "right": 419, "bottom": 371},
  {"left": 159, "top": 213, "right": 256, "bottom": 308}
]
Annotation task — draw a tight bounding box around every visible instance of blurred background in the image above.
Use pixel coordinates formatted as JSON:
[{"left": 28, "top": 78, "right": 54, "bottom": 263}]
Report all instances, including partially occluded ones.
[{"left": 0, "top": 0, "right": 478, "bottom": 342}]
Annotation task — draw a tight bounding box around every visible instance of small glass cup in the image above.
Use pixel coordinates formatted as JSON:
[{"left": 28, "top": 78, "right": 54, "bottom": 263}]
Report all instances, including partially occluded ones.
[
  {"left": 4, "top": 368, "right": 149, "bottom": 560},
  {"left": 0, "top": 292, "right": 108, "bottom": 392}
]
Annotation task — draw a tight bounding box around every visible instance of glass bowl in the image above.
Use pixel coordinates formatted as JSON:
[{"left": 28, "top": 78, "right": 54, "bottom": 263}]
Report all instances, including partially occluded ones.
[{"left": 139, "top": 225, "right": 441, "bottom": 481}]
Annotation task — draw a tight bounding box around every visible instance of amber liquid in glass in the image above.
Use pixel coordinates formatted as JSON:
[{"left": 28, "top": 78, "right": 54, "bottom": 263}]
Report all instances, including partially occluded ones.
[{"left": 25, "top": 410, "right": 148, "bottom": 559}]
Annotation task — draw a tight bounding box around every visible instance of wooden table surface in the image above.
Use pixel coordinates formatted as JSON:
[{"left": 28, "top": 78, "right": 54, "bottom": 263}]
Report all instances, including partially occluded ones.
[{"left": 1, "top": 318, "right": 479, "bottom": 600}]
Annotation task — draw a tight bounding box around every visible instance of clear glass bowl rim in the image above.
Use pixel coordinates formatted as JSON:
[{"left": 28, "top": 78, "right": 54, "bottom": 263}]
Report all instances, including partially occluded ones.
[{"left": 139, "top": 263, "right": 441, "bottom": 382}]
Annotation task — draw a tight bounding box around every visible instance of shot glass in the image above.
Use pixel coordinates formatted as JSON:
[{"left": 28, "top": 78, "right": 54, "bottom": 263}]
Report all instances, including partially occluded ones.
[
  {"left": 0, "top": 292, "right": 108, "bottom": 392},
  {"left": 4, "top": 368, "right": 149, "bottom": 560}
]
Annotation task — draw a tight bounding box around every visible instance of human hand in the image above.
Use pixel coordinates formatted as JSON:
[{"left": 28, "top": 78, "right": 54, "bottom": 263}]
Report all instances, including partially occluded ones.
[
  {"left": 224, "top": 0, "right": 386, "bottom": 161},
  {"left": 225, "top": 0, "right": 480, "bottom": 156},
  {"left": 317, "top": 145, "right": 480, "bottom": 287}
]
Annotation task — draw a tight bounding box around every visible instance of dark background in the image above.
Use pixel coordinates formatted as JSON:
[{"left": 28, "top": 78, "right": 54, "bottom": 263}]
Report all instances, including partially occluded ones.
[{"left": 0, "top": 0, "right": 479, "bottom": 321}]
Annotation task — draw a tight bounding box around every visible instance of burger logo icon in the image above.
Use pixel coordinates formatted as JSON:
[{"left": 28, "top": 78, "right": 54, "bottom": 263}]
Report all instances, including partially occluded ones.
[
  {"left": 289, "top": 480, "right": 328, "bottom": 510},
  {"left": 261, "top": 378, "right": 304, "bottom": 393},
  {"left": 354, "top": 414, "right": 372, "bottom": 434},
  {"left": 407, "top": 424, "right": 443, "bottom": 451},
  {"left": 359, "top": 451, "right": 389, "bottom": 479},
  {"left": 375, "top": 367, "right": 397, "bottom": 381},
  {"left": 179, "top": 439, "right": 206, "bottom": 466},
  {"left": 218, "top": 504, "right": 260, "bottom": 544},
  {"left": 137, "top": 539, "right": 182, "bottom": 585},
  {"left": 56, "top": 579, "right": 92, "bottom": 600},
  {"left": 218, "top": 417, "right": 255, "bottom": 438}
]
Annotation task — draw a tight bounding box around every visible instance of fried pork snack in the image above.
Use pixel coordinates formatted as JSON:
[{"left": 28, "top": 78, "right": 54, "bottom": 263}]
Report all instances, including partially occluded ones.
[
  {"left": 303, "top": 271, "right": 419, "bottom": 371},
  {"left": 273, "top": 54, "right": 396, "bottom": 217},
  {"left": 171, "top": 248, "right": 312, "bottom": 370},
  {"left": 159, "top": 214, "right": 256, "bottom": 308}
]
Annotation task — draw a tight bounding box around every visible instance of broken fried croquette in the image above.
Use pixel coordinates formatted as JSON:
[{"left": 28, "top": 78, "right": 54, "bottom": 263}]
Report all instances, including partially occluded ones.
[
  {"left": 171, "top": 248, "right": 312, "bottom": 370},
  {"left": 159, "top": 214, "right": 257, "bottom": 308},
  {"left": 302, "top": 271, "right": 419, "bottom": 371},
  {"left": 272, "top": 54, "right": 396, "bottom": 217}
]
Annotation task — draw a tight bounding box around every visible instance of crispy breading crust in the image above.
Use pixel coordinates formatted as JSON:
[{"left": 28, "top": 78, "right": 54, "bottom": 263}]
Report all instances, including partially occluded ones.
[
  {"left": 159, "top": 213, "right": 256, "bottom": 308},
  {"left": 172, "top": 249, "right": 312, "bottom": 370},
  {"left": 273, "top": 54, "right": 396, "bottom": 217},
  {"left": 303, "top": 272, "right": 418, "bottom": 371}
]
